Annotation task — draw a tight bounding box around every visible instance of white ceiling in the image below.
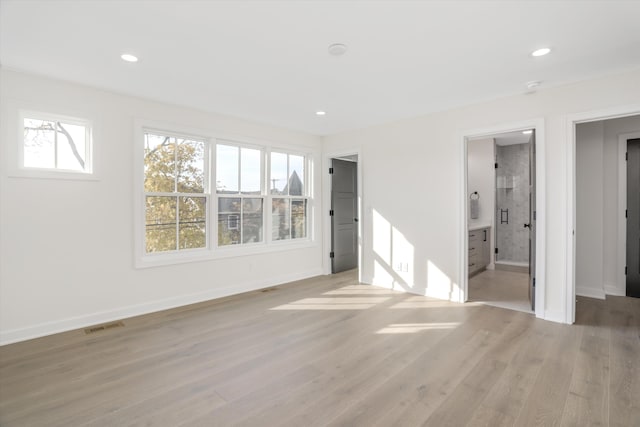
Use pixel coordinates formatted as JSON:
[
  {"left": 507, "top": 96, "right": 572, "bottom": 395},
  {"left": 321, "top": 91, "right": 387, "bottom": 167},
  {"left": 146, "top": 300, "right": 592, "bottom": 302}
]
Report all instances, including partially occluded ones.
[{"left": 2, "top": 0, "right": 640, "bottom": 136}]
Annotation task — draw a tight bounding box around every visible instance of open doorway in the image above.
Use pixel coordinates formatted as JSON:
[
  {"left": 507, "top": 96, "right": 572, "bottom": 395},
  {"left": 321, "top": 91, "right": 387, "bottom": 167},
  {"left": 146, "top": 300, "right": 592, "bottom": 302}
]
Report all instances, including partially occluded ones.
[
  {"left": 465, "top": 129, "right": 536, "bottom": 314},
  {"left": 573, "top": 115, "right": 640, "bottom": 305},
  {"left": 325, "top": 153, "right": 361, "bottom": 277}
]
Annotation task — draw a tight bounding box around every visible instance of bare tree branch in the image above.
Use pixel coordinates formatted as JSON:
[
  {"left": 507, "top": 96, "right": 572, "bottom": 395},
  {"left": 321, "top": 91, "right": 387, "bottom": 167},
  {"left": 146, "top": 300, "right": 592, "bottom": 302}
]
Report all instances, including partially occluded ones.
[
  {"left": 56, "top": 122, "right": 85, "bottom": 169},
  {"left": 24, "top": 124, "right": 55, "bottom": 132},
  {"left": 145, "top": 136, "right": 171, "bottom": 157}
]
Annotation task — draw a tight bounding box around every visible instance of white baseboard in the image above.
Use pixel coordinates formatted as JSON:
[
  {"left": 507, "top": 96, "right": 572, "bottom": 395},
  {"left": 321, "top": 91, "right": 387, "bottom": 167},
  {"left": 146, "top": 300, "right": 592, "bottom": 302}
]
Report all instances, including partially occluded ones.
[
  {"left": 604, "top": 283, "right": 625, "bottom": 296},
  {"left": 544, "top": 309, "right": 568, "bottom": 324},
  {"left": 576, "top": 287, "right": 606, "bottom": 300},
  {"left": 0, "top": 268, "right": 323, "bottom": 346}
]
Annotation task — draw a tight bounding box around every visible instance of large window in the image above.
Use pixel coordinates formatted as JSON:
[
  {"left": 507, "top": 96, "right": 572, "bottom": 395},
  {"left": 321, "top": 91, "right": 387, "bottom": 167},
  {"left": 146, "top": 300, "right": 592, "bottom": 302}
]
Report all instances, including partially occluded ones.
[
  {"left": 144, "top": 132, "right": 209, "bottom": 253},
  {"left": 270, "top": 152, "right": 308, "bottom": 241},
  {"left": 138, "top": 125, "right": 312, "bottom": 265},
  {"left": 22, "top": 114, "right": 92, "bottom": 173},
  {"left": 216, "top": 143, "right": 264, "bottom": 246}
]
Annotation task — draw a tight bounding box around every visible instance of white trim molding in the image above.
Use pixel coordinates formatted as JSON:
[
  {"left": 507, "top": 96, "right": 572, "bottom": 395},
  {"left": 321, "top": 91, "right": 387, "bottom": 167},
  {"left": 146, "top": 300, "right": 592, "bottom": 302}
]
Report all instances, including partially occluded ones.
[
  {"left": 322, "top": 148, "right": 363, "bottom": 283},
  {"left": 605, "top": 283, "right": 626, "bottom": 297},
  {"left": 565, "top": 103, "right": 640, "bottom": 324},
  {"left": 575, "top": 287, "right": 606, "bottom": 300}
]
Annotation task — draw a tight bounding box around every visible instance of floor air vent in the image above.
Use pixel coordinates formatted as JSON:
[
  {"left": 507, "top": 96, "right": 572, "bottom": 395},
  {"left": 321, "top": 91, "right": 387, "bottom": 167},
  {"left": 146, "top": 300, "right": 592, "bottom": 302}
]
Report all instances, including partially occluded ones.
[
  {"left": 261, "top": 287, "right": 278, "bottom": 293},
  {"left": 84, "top": 321, "right": 125, "bottom": 334}
]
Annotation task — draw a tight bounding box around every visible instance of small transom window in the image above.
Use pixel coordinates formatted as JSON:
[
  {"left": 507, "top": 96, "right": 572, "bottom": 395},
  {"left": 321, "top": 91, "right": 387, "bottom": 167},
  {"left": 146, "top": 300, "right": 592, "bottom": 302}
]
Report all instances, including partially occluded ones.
[{"left": 22, "top": 115, "right": 92, "bottom": 173}]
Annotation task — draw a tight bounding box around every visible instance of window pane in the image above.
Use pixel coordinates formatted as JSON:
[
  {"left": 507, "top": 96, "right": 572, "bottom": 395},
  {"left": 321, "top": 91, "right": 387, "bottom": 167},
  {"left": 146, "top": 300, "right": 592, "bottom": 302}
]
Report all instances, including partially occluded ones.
[
  {"left": 24, "top": 119, "right": 55, "bottom": 168},
  {"left": 217, "top": 144, "right": 239, "bottom": 194},
  {"left": 179, "top": 197, "right": 207, "bottom": 249},
  {"left": 289, "top": 155, "right": 304, "bottom": 196},
  {"left": 177, "top": 138, "right": 205, "bottom": 193},
  {"left": 144, "top": 134, "right": 175, "bottom": 193},
  {"left": 270, "top": 152, "right": 287, "bottom": 195},
  {"left": 291, "top": 199, "right": 307, "bottom": 239},
  {"left": 56, "top": 122, "right": 86, "bottom": 171},
  {"left": 240, "top": 147, "right": 261, "bottom": 194},
  {"left": 242, "top": 198, "right": 263, "bottom": 243},
  {"left": 145, "top": 196, "right": 177, "bottom": 252},
  {"left": 272, "top": 198, "right": 290, "bottom": 241},
  {"left": 218, "top": 197, "right": 241, "bottom": 245}
]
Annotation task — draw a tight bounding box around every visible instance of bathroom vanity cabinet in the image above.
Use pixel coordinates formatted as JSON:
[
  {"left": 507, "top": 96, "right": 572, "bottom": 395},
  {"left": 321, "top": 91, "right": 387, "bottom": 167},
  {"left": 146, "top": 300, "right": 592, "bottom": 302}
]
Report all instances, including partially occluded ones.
[{"left": 468, "top": 226, "right": 490, "bottom": 276}]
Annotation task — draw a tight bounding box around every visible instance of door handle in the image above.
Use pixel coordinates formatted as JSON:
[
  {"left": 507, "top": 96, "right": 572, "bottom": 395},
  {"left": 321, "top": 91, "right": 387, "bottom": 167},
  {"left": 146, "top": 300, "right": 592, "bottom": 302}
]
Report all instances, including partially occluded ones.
[
  {"left": 524, "top": 223, "right": 530, "bottom": 228},
  {"left": 483, "top": 230, "right": 487, "bottom": 241},
  {"left": 354, "top": 218, "right": 359, "bottom": 222}
]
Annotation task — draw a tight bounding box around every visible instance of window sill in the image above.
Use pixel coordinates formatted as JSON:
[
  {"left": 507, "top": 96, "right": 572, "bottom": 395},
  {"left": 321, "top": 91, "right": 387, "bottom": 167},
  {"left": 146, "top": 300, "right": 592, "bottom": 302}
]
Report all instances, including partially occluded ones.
[
  {"left": 135, "top": 239, "right": 318, "bottom": 269},
  {"left": 8, "top": 168, "right": 98, "bottom": 181}
]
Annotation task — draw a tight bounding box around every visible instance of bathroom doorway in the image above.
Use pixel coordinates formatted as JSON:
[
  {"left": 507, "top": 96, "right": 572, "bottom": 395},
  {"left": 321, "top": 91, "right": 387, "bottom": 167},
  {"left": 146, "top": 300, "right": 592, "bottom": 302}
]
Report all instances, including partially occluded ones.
[{"left": 466, "top": 129, "right": 536, "bottom": 313}]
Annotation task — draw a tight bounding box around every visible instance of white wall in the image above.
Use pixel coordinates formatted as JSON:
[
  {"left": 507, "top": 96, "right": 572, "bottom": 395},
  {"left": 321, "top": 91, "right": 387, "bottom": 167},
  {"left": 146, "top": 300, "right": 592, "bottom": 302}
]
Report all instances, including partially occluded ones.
[
  {"left": 576, "top": 121, "right": 604, "bottom": 298},
  {"left": 576, "top": 115, "right": 640, "bottom": 298},
  {"left": 323, "top": 69, "right": 640, "bottom": 322},
  {"left": 0, "top": 69, "right": 323, "bottom": 344},
  {"left": 466, "top": 138, "right": 494, "bottom": 266}
]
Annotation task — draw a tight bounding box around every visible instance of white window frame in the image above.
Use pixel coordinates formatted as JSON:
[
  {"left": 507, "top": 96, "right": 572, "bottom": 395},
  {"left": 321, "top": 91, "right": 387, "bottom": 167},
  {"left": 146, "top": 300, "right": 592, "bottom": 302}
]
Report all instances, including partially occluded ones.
[
  {"left": 215, "top": 140, "right": 267, "bottom": 249},
  {"left": 267, "top": 149, "right": 312, "bottom": 244},
  {"left": 15, "top": 110, "right": 94, "bottom": 180},
  {"left": 134, "top": 119, "right": 316, "bottom": 269},
  {"left": 142, "top": 129, "right": 212, "bottom": 256}
]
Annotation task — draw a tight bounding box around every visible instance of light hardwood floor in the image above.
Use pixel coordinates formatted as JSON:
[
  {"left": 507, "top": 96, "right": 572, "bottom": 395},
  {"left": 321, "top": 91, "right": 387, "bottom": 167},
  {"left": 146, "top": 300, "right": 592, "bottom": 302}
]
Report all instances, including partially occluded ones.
[
  {"left": 469, "top": 269, "right": 533, "bottom": 313},
  {"left": 0, "top": 270, "right": 639, "bottom": 426}
]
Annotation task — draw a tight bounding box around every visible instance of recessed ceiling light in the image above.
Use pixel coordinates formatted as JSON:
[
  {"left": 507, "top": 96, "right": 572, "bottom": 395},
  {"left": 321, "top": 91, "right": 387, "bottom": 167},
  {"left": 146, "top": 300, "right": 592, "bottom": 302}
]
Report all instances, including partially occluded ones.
[
  {"left": 316, "top": 111, "right": 326, "bottom": 116},
  {"left": 531, "top": 47, "right": 551, "bottom": 57},
  {"left": 121, "top": 53, "right": 138, "bottom": 62},
  {"left": 328, "top": 43, "right": 347, "bottom": 56},
  {"left": 526, "top": 80, "right": 542, "bottom": 90},
  {"left": 522, "top": 130, "right": 533, "bottom": 135}
]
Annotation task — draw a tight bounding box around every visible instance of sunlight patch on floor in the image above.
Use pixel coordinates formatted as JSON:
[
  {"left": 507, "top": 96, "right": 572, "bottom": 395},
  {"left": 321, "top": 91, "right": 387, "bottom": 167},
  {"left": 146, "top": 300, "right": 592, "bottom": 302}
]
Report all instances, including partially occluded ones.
[
  {"left": 376, "top": 322, "right": 460, "bottom": 334},
  {"left": 390, "top": 296, "right": 463, "bottom": 309},
  {"left": 323, "top": 288, "right": 399, "bottom": 296},
  {"left": 270, "top": 296, "right": 391, "bottom": 311}
]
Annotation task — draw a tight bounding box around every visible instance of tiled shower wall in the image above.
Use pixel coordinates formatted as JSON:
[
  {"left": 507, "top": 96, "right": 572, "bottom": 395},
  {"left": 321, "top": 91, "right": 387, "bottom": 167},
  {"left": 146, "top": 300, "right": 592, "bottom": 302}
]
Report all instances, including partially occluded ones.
[{"left": 496, "top": 143, "right": 530, "bottom": 263}]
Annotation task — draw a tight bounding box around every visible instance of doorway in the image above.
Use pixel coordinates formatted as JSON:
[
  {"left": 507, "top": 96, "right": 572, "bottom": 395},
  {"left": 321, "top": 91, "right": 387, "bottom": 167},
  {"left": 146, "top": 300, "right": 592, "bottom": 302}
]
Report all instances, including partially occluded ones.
[
  {"left": 327, "top": 154, "right": 360, "bottom": 275},
  {"left": 574, "top": 118, "right": 640, "bottom": 302},
  {"left": 464, "top": 127, "right": 539, "bottom": 314}
]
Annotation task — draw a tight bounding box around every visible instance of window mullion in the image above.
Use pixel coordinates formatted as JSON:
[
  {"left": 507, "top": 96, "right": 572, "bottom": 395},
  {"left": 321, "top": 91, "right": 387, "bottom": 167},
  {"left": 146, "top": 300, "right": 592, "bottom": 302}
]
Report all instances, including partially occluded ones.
[
  {"left": 54, "top": 122, "right": 58, "bottom": 168},
  {"left": 240, "top": 196, "right": 244, "bottom": 244},
  {"left": 286, "top": 154, "right": 290, "bottom": 196},
  {"left": 175, "top": 195, "right": 180, "bottom": 251},
  {"left": 174, "top": 137, "right": 178, "bottom": 193},
  {"left": 237, "top": 146, "right": 242, "bottom": 195},
  {"left": 290, "top": 196, "right": 294, "bottom": 240},
  {"left": 174, "top": 137, "right": 179, "bottom": 251}
]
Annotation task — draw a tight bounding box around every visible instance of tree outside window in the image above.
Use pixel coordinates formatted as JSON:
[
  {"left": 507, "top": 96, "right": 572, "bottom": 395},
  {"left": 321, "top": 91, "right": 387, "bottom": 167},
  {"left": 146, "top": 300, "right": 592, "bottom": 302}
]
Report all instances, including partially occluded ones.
[
  {"left": 144, "top": 133, "right": 208, "bottom": 253},
  {"left": 23, "top": 117, "right": 91, "bottom": 173}
]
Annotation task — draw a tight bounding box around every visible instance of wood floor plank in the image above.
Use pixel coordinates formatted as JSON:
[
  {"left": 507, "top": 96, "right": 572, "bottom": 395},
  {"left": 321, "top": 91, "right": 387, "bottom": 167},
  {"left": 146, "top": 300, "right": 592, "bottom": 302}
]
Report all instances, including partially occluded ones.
[
  {"left": 0, "top": 271, "right": 638, "bottom": 427},
  {"left": 324, "top": 307, "right": 513, "bottom": 426},
  {"left": 467, "top": 319, "right": 556, "bottom": 426},
  {"left": 559, "top": 296, "right": 610, "bottom": 427},
  {"left": 420, "top": 311, "right": 534, "bottom": 427},
  {"left": 243, "top": 302, "right": 483, "bottom": 426},
  {"left": 608, "top": 295, "right": 640, "bottom": 427},
  {"left": 513, "top": 320, "right": 582, "bottom": 426}
]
